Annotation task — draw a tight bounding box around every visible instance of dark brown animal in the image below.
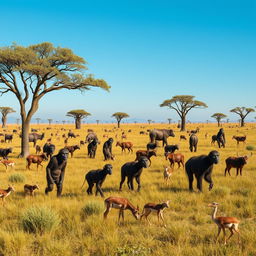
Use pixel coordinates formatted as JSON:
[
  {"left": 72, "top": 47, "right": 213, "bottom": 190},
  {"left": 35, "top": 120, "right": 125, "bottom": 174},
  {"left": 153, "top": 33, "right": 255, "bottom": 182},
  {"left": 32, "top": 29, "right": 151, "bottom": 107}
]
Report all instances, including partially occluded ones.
[
  {"left": 225, "top": 156, "right": 248, "bottom": 176},
  {"left": 26, "top": 154, "right": 48, "bottom": 170},
  {"left": 166, "top": 153, "right": 185, "bottom": 169},
  {"left": 35, "top": 145, "right": 41, "bottom": 154},
  {"left": 116, "top": 141, "right": 133, "bottom": 153},
  {"left": 135, "top": 150, "right": 156, "bottom": 166},
  {"left": 65, "top": 145, "right": 80, "bottom": 158},
  {"left": 24, "top": 184, "right": 39, "bottom": 196},
  {"left": 180, "top": 135, "right": 187, "bottom": 141},
  {"left": 4, "top": 134, "right": 13, "bottom": 143},
  {"left": 232, "top": 136, "right": 246, "bottom": 145}
]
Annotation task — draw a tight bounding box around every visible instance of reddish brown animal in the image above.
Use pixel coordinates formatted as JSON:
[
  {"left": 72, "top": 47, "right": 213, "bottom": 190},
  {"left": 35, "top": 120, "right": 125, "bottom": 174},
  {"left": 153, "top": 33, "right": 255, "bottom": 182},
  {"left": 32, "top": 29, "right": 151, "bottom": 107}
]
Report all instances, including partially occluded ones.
[
  {"left": 0, "top": 159, "right": 15, "bottom": 171},
  {"left": 224, "top": 156, "right": 248, "bottom": 176},
  {"left": 65, "top": 145, "right": 80, "bottom": 158},
  {"left": 135, "top": 150, "right": 156, "bottom": 166},
  {"left": 24, "top": 184, "right": 39, "bottom": 196},
  {"left": 0, "top": 185, "right": 15, "bottom": 204},
  {"left": 232, "top": 136, "right": 246, "bottom": 145},
  {"left": 166, "top": 153, "right": 185, "bottom": 169},
  {"left": 180, "top": 135, "right": 187, "bottom": 141},
  {"left": 26, "top": 154, "right": 48, "bottom": 170},
  {"left": 35, "top": 145, "right": 41, "bottom": 154},
  {"left": 116, "top": 141, "right": 133, "bottom": 153}
]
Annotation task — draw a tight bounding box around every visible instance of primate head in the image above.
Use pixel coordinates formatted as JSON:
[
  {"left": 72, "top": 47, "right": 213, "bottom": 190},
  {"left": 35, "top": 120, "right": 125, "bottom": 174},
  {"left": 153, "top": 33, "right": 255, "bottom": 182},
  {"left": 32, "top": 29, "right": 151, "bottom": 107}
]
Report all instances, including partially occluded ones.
[
  {"left": 208, "top": 150, "right": 219, "bottom": 164},
  {"left": 103, "top": 164, "right": 113, "bottom": 175},
  {"left": 108, "top": 138, "right": 113, "bottom": 144},
  {"left": 58, "top": 148, "right": 69, "bottom": 161}
]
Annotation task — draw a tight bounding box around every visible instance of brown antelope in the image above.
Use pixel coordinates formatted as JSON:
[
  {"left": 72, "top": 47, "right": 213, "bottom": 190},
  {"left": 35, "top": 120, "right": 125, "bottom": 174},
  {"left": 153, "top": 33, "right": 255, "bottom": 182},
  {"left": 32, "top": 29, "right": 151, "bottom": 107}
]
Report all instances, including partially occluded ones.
[
  {"left": 116, "top": 141, "right": 133, "bottom": 153},
  {"left": 140, "top": 200, "right": 170, "bottom": 227},
  {"left": 0, "top": 159, "right": 15, "bottom": 171},
  {"left": 24, "top": 184, "right": 39, "bottom": 197},
  {"left": 208, "top": 202, "right": 240, "bottom": 245},
  {"left": 163, "top": 166, "right": 174, "bottom": 184},
  {"left": 103, "top": 196, "right": 140, "bottom": 223},
  {"left": 0, "top": 185, "right": 15, "bottom": 204},
  {"left": 26, "top": 154, "right": 48, "bottom": 170}
]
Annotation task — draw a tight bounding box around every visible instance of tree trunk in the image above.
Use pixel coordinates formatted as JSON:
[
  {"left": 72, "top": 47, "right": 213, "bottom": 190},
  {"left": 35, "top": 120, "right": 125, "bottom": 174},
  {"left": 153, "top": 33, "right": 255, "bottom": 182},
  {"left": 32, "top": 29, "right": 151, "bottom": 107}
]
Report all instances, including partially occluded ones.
[
  {"left": 241, "top": 118, "right": 245, "bottom": 127},
  {"left": 217, "top": 120, "right": 220, "bottom": 127},
  {"left": 20, "top": 119, "right": 30, "bottom": 158},
  {"left": 75, "top": 118, "right": 81, "bottom": 129},
  {"left": 117, "top": 121, "right": 120, "bottom": 128},
  {"left": 1, "top": 116, "right": 6, "bottom": 128},
  {"left": 180, "top": 116, "right": 186, "bottom": 131}
]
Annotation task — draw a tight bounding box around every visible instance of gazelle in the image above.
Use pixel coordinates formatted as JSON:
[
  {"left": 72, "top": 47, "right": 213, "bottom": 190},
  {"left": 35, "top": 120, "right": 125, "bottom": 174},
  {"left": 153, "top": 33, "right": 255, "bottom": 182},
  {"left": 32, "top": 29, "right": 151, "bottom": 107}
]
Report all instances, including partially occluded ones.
[
  {"left": 141, "top": 200, "right": 170, "bottom": 227},
  {"left": 0, "top": 159, "right": 15, "bottom": 171},
  {"left": 208, "top": 202, "right": 241, "bottom": 245},
  {"left": 163, "top": 166, "right": 174, "bottom": 184},
  {"left": 0, "top": 185, "right": 15, "bottom": 204},
  {"left": 103, "top": 196, "right": 140, "bottom": 223},
  {"left": 24, "top": 184, "right": 40, "bottom": 197}
]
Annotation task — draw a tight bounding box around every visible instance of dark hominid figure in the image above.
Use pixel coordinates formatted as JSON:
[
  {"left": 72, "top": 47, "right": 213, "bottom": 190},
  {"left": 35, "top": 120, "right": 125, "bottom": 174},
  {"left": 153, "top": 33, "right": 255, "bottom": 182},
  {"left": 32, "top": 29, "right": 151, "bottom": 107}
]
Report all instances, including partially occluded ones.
[
  {"left": 216, "top": 128, "right": 225, "bottom": 148},
  {"left": 103, "top": 138, "right": 114, "bottom": 160},
  {"left": 45, "top": 148, "right": 69, "bottom": 197}
]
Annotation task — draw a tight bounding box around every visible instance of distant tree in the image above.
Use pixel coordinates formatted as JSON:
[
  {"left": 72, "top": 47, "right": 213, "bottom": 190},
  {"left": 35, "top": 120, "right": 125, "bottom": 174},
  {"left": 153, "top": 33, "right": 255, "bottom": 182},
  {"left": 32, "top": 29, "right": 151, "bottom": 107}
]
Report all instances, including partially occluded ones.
[
  {"left": 211, "top": 113, "right": 227, "bottom": 127},
  {"left": 66, "top": 109, "right": 91, "bottom": 129},
  {"left": 148, "top": 119, "right": 152, "bottom": 125},
  {"left": 230, "top": 107, "right": 255, "bottom": 127},
  {"left": 36, "top": 118, "right": 41, "bottom": 125},
  {"left": 0, "top": 42, "right": 109, "bottom": 157},
  {"left": 16, "top": 118, "right": 20, "bottom": 125},
  {"left": 96, "top": 120, "right": 100, "bottom": 125},
  {"left": 0, "top": 107, "right": 15, "bottom": 128},
  {"left": 62, "top": 120, "right": 66, "bottom": 125},
  {"left": 160, "top": 95, "right": 207, "bottom": 131},
  {"left": 112, "top": 112, "right": 129, "bottom": 128},
  {"left": 226, "top": 118, "right": 229, "bottom": 123},
  {"left": 167, "top": 118, "right": 172, "bottom": 124},
  {"left": 48, "top": 119, "right": 53, "bottom": 125},
  {"left": 134, "top": 121, "right": 137, "bottom": 124}
]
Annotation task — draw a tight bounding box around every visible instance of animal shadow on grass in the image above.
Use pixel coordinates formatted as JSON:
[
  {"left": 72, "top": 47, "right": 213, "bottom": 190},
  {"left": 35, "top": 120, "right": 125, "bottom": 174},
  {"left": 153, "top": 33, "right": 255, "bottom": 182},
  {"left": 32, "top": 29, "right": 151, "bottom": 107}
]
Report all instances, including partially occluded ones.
[
  {"left": 61, "top": 192, "right": 79, "bottom": 198},
  {"left": 102, "top": 186, "right": 120, "bottom": 193}
]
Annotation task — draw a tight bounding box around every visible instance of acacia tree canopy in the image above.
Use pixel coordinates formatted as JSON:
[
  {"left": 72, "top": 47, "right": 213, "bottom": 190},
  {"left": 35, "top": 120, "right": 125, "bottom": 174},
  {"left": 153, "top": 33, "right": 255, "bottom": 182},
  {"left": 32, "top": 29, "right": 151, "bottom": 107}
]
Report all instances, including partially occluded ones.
[
  {"left": 112, "top": 112, "right": 129, "bottom": 127},
  {"left": 230, "top": 107, "right": 255, "bottom": 127}
]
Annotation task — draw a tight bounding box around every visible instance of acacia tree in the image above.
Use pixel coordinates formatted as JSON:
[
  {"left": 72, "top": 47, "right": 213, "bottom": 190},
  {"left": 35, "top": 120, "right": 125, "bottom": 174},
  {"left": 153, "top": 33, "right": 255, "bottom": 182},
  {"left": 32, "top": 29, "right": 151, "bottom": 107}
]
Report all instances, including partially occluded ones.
[
  {"left": 0, "top": 107, "right": 15, "bottom": 128},
  {"left": 66, "top": 109, "right": 91, "bottom": 129},
  {"left": 48, "top": 118, "right": 53, "bottom": 125},
  {"left": 0, "top": 42, "right": 110, "bottom": 157},
  {"left": 160, "top": 95, "right": 207, "bottom": 131},
  {"left": 112, "top": 112, "right": 129, "bottom": 128},
  {"left": 96, "top": 120, "right": 100, "bottom": 125},
  {"left": 230, "top": 107, "right": 255, "bottom": 127},
  {"left": 148, "top": 119, "right": 152, "bottom": 125},
  {"left": 167, "top": 118, "right": 172, "bottom": 124},
  {"left": 36, "top": 118, "right": 41, "bottom": 125},
  {"left": 211, "top": 113, "right": 227, "bottom": 127}
]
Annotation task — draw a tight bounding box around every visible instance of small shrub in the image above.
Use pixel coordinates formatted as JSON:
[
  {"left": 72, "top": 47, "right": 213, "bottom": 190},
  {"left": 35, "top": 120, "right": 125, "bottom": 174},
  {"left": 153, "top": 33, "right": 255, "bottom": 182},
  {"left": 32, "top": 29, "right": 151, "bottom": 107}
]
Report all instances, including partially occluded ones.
[
  {"left": 246, "top": 145, "right": 255, "bottom": 151},
  {"left": 81, "top": 201, "right": 104, "bottom": 217},
  {"left": 115, "top": 245, "right": 152, "bottom": 256},
  {"left": 8, "top": 173, "right": 25, "bottom": 183},
  {"left": 21, "top": 206, "right": 60, "bottom": 234}
]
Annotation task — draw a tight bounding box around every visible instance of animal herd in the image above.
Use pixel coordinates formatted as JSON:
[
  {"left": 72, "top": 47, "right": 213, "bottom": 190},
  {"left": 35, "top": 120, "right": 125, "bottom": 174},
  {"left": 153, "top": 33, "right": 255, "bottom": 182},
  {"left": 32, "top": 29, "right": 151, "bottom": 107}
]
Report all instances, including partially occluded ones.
[{"left": 0, "top": 126, "right": 252, "bottom": 245}]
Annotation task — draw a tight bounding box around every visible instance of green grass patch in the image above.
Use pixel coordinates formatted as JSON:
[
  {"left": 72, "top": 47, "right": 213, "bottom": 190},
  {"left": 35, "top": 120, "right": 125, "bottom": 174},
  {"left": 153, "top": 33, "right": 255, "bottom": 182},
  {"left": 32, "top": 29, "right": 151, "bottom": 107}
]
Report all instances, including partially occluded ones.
[{"left": 8, "top": 173, "right": 25, "bottom": 183}]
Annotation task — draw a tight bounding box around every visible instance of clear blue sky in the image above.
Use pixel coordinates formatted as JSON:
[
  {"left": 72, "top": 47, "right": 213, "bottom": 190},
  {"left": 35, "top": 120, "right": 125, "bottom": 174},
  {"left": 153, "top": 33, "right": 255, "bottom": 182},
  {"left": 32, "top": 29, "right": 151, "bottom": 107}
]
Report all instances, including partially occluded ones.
[{"left": 0, "top": 0, "right": 255, "bottom": 123}]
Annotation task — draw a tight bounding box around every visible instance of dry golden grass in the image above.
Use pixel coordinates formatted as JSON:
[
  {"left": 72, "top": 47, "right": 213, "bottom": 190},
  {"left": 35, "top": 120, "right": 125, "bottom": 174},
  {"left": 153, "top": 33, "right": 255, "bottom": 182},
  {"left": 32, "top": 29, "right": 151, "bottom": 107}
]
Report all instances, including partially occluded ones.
[{"left": 0, "top": 122, "right": 255, "bottom": 256}]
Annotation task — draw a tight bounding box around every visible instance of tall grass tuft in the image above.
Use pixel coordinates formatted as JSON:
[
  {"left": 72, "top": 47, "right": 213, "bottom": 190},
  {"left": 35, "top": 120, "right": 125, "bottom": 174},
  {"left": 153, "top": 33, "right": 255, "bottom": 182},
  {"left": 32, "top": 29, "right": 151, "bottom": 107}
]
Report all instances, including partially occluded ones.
[
  {"left": 21, "top": 206, "right": 60, "bottom": 234},
  {"left": 81, "top": 201, "right": 105, "bottom": 217},
  {"left": 8, "top": 173, "right": 25, "bottom": 183}
]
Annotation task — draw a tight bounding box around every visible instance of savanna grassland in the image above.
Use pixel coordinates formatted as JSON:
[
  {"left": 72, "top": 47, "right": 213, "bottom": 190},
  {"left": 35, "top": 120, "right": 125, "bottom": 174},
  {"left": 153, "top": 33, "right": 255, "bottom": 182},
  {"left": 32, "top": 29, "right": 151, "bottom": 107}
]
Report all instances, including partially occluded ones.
[{"left": 0, "top": 123, "right": 255, "bottom": 256}]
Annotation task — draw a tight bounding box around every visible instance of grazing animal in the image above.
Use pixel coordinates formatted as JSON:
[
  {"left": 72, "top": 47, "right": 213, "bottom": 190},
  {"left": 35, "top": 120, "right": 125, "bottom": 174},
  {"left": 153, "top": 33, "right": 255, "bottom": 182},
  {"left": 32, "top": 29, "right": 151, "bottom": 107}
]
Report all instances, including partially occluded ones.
[
  {"left": 24, "top": 184, "right": 39, "bottom": 197},
  {"left": 67, "top": 131, "right": 76, "bottom": 138},
  {"left": 163, "top": 166, "right": 174, "bottom": 184},
  {"left": 0, "top": 147, "right": 12, "bottom": 159},
  {"left": 135, "top": 150, "right": 156, "bottom": 166},
  {"left": 166, "top": 153, "right": 184, "bottom": 169},
  {"left": 35, "top": 145, "right": 41, "bottom": 154},
  {"left": 0, "top": 159, "right": 15, "bottom": 171},
  {"left": 103, "top": 138, "right": 114, "bottom": 161},
  {"left": 208, "top": 202, "right": 240, "bottom": 245},
  {"left": 180, "top": 135, "right": 187, "bottom": 141},
  {"left": 146, "top": 142, "right": 157, "bottom": 151},
  {"left": 164, "top": 144, "right": 179, "bottom": 157},
  {"left": 224, "top": 156, "right": 248, "bottom": 176},
  {"left": 141, "top": 201, "right": 170, "bottom": 227},
  {"left": 116, "top": 141, "right": 133, "bottom": 153},
  {"left": 43, "top": 143, "right": 56, "bottom": 158},
  {"left": 149, "top": 129, "right": 175, "bottom": 147},
  {"left": 185, "top": 151, "right": 219, "bottom": 192},
  {"left": 80, "top": 140, "right": 85, "bottom": 146},
  {"left": 189, "top": 133, "right": 198, "bottom": 152},
  {"left": 0, "top": 185, "right": 15, "bottom": 204},
  {"left": 45, "top": 148, "right": 69, "bottom": 197},
  {"left": 64, "top": 145, "right": 80, "bottom": 158},
  {"left": 216, "top": 128, "right": 226, "bottom": 148},
  {"left": 4, "top": 134, "right": 13, "bottom": 143},
  {"left": 119, "top": 157, "right": 150, "bottom": 192},
  {"left": 103, "top": 196, "right": 140, "bottom": 223},
  {"left": 28, "top": 133, "right": 45, "bottom": 147},
  {"left": 26, "top": 154, "right": 48, "bottom": 170},
  {"left": 232, "top": 135, "right": 246, "bottom": 145},
  {"left": 211, "top": 135, "right": 217, "bottom": 145},
  {"left": 81, "top": 164, "right": 112, "bottom": 197}
]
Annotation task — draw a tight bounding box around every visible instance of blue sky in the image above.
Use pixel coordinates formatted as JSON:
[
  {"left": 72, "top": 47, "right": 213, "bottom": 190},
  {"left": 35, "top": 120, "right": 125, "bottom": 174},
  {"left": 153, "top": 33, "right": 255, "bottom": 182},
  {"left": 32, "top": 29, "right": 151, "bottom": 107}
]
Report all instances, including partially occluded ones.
[{"left": 0, "top": 0, "right": 255, "bottom": 123}]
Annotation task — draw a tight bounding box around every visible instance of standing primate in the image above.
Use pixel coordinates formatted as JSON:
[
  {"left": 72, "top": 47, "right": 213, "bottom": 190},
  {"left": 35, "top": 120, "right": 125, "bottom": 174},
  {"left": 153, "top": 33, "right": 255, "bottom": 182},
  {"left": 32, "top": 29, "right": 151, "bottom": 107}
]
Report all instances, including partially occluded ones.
[
  {"left": 103, "top": 138, "right": 114, "bottom": 160},
  {"left": 81, "top": 164, "right": 112, "bottom": 197},
  {"left": 189, "top": 133, "right": 198, "bottom": 152},
  {"left": 185, "top": 150, "right": 219, "bottom": 192},
  {"left": 216, "top": 128, "right": 226, "bottom": 148},
  {"left": 45, "top": 148, "right": 69, "bottom": 197}
]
